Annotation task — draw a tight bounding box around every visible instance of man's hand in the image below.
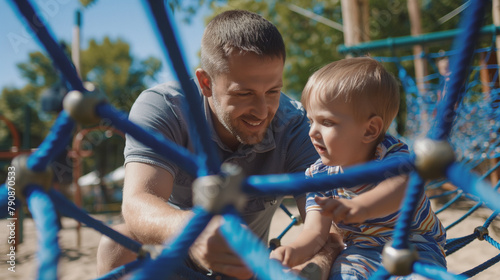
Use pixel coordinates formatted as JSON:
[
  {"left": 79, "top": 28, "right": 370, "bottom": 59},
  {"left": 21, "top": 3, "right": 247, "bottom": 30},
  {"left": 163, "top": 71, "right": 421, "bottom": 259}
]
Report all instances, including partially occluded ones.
[
  {"left": 189, "top": 216, "right": 253, "bottom": 279},
  {"left": 314, "top": 197, "right": 368, "bottom": 224}
]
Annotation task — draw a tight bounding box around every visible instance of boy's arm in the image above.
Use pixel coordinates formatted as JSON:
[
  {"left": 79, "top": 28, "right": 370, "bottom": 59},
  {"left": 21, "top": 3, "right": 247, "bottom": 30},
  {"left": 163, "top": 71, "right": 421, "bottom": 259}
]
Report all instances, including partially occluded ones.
[
  {"left": 270, "top": 210, "right": 331, "bottom": 266},
  {"left": 316, "top": 175, "right": 408, "bottom": 224},
  {"left": 290, "top": 225, "right": 344, "bottom": 280}
]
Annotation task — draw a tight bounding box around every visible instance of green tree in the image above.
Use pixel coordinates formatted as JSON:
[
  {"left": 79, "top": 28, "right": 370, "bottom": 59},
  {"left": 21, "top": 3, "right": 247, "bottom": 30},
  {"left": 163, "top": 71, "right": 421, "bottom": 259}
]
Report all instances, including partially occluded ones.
[
  {"left": 80, "top": 37, "right": 162, "bottom": 111},
  {"left": 0, "top": 37, "right": 161, "bottom": 150}
]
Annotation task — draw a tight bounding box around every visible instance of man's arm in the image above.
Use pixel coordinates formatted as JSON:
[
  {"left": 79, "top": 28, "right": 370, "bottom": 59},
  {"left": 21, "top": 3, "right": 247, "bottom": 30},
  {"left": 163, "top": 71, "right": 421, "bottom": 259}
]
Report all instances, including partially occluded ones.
[
  {"left": 122, "top": 162, "right": 189, "bottom": 243},
  {"left": 122, "top": 162, "right": 252, "bottom": 279}
]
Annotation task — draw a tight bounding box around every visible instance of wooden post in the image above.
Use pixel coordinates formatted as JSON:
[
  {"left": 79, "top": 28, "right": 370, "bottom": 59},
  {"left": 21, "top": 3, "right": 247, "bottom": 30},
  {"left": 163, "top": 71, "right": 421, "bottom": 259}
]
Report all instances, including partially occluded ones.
[
  {"left": 407, "top": 0, "right": 430, "bottom": 134},
  {"left": 341, "top": 0, "right": 369, "bottom": 56},
  {"left": 491, "top": 0, "right": 500, "bottom": 186},
  {"left": 72, "top": 9, "right": 81, "bottom": 78},
  {"left": 407, "top": 0, "right": 428, "bottom": 92},
  {"left": 494, "top": 0, "right": 500, "bottom": 65}
]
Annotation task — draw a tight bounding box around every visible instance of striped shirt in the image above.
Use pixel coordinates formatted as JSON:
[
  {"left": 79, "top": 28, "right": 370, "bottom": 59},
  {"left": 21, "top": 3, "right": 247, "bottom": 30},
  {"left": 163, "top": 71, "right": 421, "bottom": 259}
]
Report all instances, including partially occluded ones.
[{"left": 305, "top": 135, "right": 446, "bottom": 256}]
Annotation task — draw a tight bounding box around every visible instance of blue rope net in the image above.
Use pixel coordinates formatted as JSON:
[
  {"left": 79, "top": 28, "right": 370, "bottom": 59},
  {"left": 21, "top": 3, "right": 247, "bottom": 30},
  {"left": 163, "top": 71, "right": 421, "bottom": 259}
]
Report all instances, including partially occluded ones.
[
  {"left": 1, "top": 0, "right": 499, "bottom": 279},
  {"left": 365, "top": 10, "right": 500, "bottom": 280}
]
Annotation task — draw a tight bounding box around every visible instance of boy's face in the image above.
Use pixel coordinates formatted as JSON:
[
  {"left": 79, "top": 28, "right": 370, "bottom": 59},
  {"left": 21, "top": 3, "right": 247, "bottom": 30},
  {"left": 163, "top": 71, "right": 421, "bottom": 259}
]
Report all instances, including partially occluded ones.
[
  {"left": 307, "top": 97, "right": 369, "bottom": 167},
  {"left": 203, "top": 52, "right": 284, "bottom": 150}
]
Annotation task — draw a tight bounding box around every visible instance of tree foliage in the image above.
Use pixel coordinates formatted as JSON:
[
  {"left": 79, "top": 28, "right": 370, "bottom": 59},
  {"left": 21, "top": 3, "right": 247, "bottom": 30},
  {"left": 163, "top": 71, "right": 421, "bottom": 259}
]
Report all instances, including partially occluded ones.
[
  {"left": 169, "top": 0, "right": 492, "bottom": 99},
  {"left": 0, "top": 37, "right": 161, "bottom": 150}
]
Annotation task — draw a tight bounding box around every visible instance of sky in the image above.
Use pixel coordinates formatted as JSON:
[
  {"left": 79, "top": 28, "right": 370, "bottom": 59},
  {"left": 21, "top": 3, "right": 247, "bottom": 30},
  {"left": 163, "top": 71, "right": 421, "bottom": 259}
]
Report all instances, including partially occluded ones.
[{"left": 0, "top": 0, "right": 210, "bottom": 90}]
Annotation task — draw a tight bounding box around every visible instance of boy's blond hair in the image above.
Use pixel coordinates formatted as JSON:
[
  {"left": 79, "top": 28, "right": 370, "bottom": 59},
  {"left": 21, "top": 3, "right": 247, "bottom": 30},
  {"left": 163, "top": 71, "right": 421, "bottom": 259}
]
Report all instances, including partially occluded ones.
[{"left": 301, "top": 57, "right": 400, "bottom": 136}]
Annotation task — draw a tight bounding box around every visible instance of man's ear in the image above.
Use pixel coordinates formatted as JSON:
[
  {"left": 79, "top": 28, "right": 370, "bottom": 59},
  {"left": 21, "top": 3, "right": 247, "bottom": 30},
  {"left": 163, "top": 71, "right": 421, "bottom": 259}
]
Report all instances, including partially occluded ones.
[
  {"left": 362, "top": 116, "right": 384, "bottom": 144},
  {"left": 195, "top": 68, "right": 212, "bottom": 97}
]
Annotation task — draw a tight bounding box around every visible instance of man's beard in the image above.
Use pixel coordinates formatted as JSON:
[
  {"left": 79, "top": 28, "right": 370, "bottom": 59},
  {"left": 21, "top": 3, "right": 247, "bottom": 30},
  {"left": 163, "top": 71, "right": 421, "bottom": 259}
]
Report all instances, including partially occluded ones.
[{"left": 211, "top": 94, "right": 267, "bottom": 146}]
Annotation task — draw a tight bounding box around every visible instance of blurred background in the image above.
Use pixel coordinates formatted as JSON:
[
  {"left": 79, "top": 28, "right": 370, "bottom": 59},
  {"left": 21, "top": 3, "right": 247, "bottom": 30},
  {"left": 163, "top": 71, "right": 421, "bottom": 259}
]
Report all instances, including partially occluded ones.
[{"left": 0, "top": 0, "right": 494, "bottom": 212}]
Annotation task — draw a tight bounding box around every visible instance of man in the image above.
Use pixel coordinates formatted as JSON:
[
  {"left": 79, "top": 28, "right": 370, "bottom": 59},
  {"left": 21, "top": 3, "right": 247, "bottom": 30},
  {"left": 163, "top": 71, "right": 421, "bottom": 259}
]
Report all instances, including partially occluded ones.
[{"left": 97, "top": 9, "right": 339, "bottom": 279}]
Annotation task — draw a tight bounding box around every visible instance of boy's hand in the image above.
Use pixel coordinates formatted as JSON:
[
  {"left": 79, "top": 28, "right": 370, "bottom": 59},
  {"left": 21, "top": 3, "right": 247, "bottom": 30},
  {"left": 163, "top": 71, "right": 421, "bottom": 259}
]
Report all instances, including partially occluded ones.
[
  {"left": 270, "top": 245, "right": 303, "bottom": 268},
  {"left": 314, "top": 196, "right": 368, "bottom": 224}
]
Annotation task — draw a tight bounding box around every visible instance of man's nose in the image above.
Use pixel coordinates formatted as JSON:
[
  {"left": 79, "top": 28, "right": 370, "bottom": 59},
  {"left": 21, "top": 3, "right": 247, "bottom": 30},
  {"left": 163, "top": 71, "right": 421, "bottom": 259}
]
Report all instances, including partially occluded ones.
[{"left": 250, "top": 95, "right": 268, "bottom": 119}]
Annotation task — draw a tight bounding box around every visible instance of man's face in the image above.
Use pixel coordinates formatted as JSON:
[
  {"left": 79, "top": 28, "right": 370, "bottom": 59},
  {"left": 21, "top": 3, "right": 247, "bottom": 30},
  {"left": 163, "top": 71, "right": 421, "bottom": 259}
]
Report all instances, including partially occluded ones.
[{"left": 203, "top": 52, "right": 284, "bottom": 150}]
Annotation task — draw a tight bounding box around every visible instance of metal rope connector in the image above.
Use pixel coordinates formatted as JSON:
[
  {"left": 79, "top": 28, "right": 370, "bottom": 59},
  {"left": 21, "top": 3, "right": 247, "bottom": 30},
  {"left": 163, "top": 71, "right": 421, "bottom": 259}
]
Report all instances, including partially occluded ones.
[
  {"left": 414, "top": 138, "right": 455, "bottom": 180},
  {"left": 474, "top": 226, "right": 489, "bottom": 241},
  {"left": 9, "top": 154, "right": 53, "bottom": 201},
  {"left": 63, "top": 82, "right": 107, "bottom": 126},
  {"left": 382, "top": 241, "right": 419, "bottom": 276},
  {"left": 138, "top": 244, "right": 163, "bottom": 260},
  {"left": 192, "top": 163, "right": 247, "bottom": 214}
]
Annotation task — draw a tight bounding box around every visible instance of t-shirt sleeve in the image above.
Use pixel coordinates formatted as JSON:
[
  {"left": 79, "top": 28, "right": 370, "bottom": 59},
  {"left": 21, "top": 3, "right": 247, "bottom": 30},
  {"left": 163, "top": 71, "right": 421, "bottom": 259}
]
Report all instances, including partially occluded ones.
[
  {"left": 380, "top": 135, "right": 410, "bottom": 160},
  {"left": 123, "top": 85, "right": 190, "bottom": 178},
  {"left": 303, "top": 165, "right": 333, "bottom": 212}
]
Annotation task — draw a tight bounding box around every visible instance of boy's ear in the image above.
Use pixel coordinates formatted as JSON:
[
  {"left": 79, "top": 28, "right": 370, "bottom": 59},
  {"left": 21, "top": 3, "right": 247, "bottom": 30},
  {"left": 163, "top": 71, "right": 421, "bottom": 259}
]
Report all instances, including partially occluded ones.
[
  {"left": 195, "top": 68, "right": 212, "bottom": 97},
  {"left": 362, "top": 116, "right": 384, "bottom": 144}
]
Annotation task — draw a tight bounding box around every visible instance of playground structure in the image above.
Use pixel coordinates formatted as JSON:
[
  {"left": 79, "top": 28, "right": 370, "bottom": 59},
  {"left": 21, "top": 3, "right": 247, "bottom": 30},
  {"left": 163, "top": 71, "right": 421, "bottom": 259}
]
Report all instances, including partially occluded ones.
[{"left": 2, "top": 0, "right": 500, "bottom": 280}]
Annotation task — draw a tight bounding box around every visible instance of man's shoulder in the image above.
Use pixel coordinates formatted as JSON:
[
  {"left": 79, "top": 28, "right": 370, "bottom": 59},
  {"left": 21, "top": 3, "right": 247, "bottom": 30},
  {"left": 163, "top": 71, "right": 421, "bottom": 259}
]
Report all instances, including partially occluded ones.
[
  {"left": 136, "top": 80, "right": 201, "bottom": 107},
  {"left": 272, "top": 93, "right": 307, "bottom": 127},
  {"left": 144, "top": 81, "right": 187, "bottom": 98}
]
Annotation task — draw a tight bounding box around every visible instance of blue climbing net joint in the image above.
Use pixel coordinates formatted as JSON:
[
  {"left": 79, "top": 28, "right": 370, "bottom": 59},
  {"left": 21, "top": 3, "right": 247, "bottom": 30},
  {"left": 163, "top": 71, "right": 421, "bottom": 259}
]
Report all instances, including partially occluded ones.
[
  {"left": 382, "top": 241, "right": 419, "bottom": 276},
  {"left": 413, "top": 138, "right": 455, "bottom": 180},
  {"left": 474, "top": 226, "right": 489, "bottom": 241},
  {"left": 138, "top": 244, "right": 163, "bottom": 260},
  {"left": 62, "top": 82, "right": 108, "bottom": 126},
  {"left": 10, "top": 154, "right": 53, "bottom": 200},
  {"left": 192, "top": 163, "right": 247, "bottom": 214}
]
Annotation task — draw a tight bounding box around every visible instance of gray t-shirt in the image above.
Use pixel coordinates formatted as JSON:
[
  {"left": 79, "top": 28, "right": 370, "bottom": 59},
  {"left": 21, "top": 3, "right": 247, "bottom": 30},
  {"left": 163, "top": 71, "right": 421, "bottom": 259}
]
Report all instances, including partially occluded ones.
[{"left": 124, "top": 81, "right": 317, "bottom": 241}]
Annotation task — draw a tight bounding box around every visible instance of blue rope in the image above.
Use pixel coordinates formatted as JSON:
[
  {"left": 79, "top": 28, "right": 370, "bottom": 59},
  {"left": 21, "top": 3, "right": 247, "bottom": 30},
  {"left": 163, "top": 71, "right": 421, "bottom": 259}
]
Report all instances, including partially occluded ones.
[
  {"left": 276, "top": 217, "right": 298, "bottom": 241},
  {"left": 143, "top": 0, "right": 220, "bottom": 176},
  {"left": 9, "top": 0, "right": 84, "bottom": 92},
  {"left": 428, "top": 188, "right": 458, "bottom": 200},
  {"left": 429, "top": 0, "right": 486, "bottom": 141},
  {"left": 460, "top": 253, "right": 500, "bottom": 278},
  {"left": 95, "top": 103, "right": 200, "bottom": 178},
  {"left": 484, "top": 211, "right": 499, "bottom": 228},
  {"left": 219, "top": 209, "right": 305, "bottom": 280},
  {"left": 27, "top": 111, "right": 74, "bottom": 172},
  {"left": 48, "top": 189, "right": 143, "bottom": 254},
  {"left": 435, "top": 190, "right": 462, "bottom": 215},
  {"left": 445, "top": 202, "right": 482, "bottom": 231},
  {"left": 445, "top": 232, "right": 477, "bottom": 250},
  {"left": 0, "top": 184, "right": 9, "bottom": 212},
  {"left": 245, "top": 156, "right": 414, "bottom": 196},
  {"left": 392, "top": 172, "right": 424, "bottom": 249},
  {"left": 446, "top": 162, "right": 500, "bottom": 213},
  {"left": 485, "top": 235, "right": 500, "bottom": 251},
  {"left": 95, "top": 259, "right": 145, "bottom": 280},
  {"left": 279, "top": 204, "right": 294, "bottom": 218},
  {"left": 413, "top": 261, "right": 466, "bottom": 280},
  {"left": 131, "top": 206, "right": 213, "bottom": 280},
  {"left": 445, "top": 234, "right": 477, "bottom": 256},
  {"left": 25, "top": 185, "right": 60, "bottom": 280},
  {"left": 367, "top": 266, "right": 390, "bottom": 280}
]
